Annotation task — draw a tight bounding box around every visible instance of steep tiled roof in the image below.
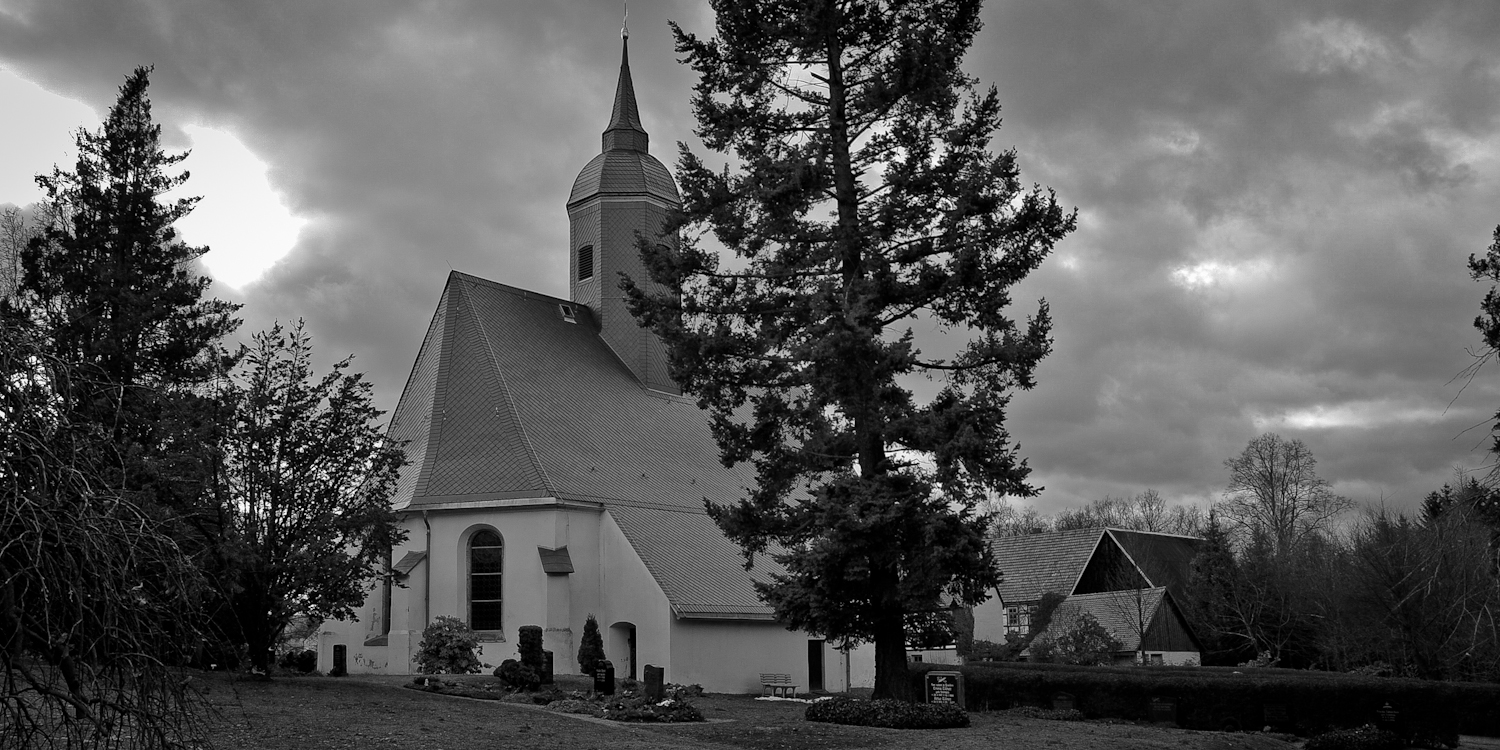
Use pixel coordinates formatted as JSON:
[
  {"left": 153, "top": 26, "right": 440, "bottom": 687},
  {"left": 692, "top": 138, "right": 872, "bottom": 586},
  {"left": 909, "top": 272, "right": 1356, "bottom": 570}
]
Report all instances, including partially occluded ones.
[
  {"left": 610, "top": 505, "right": 777, "bottom": 620},
  {"left": 1107, "top": 529, "right": 1204, "bottom": 600},
  {"left": 990, "top": 528, "right": 1105, "bottom": 603},
  {"left": 388, "top": 271, "right": 772, "bottom": 619},
  {"left": 1041, "top": 587, "right": 1168, "bottom": 652}
]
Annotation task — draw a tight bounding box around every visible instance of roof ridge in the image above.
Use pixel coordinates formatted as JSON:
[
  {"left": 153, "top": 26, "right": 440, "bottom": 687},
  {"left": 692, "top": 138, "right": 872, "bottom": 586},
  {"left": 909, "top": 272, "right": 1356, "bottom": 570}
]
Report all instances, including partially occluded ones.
[
  {"left": 455, "top": 275, "right": 559, "bottom": 497},
  {"left": 1105, "top": 526, "right": 1206, "bottom": 541},
  {"left": 449, "top": 270, "right": 578, "bottom": 308}
]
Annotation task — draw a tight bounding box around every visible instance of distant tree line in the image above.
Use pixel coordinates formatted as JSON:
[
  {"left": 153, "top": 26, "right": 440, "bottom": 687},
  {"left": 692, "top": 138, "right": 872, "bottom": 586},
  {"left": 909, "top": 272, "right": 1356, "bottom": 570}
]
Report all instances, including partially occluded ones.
[
  {"left": 1, "top": 67, "right": 404, "bottom": 748},
  {"left": 987, "top": 431, "right": 1500, "bottom": 681}
]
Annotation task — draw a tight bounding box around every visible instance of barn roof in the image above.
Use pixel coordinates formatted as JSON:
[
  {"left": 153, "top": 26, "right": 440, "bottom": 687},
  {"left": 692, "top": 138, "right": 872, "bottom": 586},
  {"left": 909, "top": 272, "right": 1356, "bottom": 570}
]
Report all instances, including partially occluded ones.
[
  {"left": 384, "top": 271, "right": 774, "bottom": 620},
  {"left": 1039, "top": 587, "right": 1168, "bottom": 653},
  {"left": 990, "top": 528, "right": 1106, "bottom": 603},
  {"left": 990, "top": 527, "right": 1204, "bottom": 604}
]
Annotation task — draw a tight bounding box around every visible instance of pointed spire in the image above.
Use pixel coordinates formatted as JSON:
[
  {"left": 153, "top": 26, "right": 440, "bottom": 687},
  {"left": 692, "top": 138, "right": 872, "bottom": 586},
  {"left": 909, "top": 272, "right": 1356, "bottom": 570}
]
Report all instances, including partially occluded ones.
[{"left": 602, "top": 13, "right": 649, "bottom": 154}]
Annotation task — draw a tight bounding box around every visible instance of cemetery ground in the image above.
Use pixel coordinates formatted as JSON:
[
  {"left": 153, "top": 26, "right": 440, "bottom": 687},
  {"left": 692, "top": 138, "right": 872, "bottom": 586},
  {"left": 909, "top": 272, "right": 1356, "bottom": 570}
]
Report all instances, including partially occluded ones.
[{"left": 200, "top": 673, "right": 1306, "bottom": 750}]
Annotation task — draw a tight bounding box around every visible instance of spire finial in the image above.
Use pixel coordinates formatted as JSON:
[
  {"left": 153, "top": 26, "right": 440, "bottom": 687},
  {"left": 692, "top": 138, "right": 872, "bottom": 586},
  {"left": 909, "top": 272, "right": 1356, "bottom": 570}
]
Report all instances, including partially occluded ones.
[
  {"left": 603, "top": 3, "right": 647, "bottom": 152},
  {"left": 622, "top": 1, "right": 629, "bottom": 40}
]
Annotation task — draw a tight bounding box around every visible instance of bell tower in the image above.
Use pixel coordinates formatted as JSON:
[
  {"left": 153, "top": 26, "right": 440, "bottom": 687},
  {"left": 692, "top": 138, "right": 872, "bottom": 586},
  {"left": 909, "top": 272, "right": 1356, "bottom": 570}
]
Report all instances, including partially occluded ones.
[{"left": 566, "top": 22, "right": 681, "bottom": 395}]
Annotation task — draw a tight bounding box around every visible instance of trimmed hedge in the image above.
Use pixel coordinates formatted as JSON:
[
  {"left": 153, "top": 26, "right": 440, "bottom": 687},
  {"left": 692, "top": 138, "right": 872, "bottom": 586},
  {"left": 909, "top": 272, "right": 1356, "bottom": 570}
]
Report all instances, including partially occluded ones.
[
  {"left": 806, "top": 697, "right": 969, "bottom": 729},
  {"left": 910, "top": 661, "right": 1500, "bottom": 743}
]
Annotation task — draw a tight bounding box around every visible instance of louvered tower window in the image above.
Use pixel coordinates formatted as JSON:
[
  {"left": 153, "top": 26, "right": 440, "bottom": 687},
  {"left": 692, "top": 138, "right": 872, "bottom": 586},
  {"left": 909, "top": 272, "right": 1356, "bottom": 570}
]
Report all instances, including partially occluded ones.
[
  {"left": 577, "top": 245, "right": 594, "bottom": 281},
  {"left": 469, "top": 530, "right": 503, "bottom": 631}
]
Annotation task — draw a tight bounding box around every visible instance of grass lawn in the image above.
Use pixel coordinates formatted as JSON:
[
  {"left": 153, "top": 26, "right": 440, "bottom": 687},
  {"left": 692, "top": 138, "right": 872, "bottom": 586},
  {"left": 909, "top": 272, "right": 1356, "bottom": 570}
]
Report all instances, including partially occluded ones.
[{"left": 198, "top": 673, "right": 1304, "bottom": 750}]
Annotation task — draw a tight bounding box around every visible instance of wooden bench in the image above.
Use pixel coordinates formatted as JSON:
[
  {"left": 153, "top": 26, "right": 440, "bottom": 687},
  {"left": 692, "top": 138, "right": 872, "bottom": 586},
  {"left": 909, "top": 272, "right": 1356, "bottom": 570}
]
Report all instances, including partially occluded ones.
[{"left": 760, "top": 673, "right": 798, "bottom": 698}]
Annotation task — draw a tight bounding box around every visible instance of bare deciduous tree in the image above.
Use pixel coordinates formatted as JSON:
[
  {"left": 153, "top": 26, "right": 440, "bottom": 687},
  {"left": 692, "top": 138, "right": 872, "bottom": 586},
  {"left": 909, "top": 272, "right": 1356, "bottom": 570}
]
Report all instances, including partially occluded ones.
[
  {"left": 1054, "top": 490, "right": 1206, "bottom": 536},
  {"left": 1221, "top": 433, "right": 1351, "bottom": 555},
  {"left": 0, "top": 205, "right": 38, "bottom": 300},
  {"left": 1, "top": 316, "right": 208, "bottom": 749}
]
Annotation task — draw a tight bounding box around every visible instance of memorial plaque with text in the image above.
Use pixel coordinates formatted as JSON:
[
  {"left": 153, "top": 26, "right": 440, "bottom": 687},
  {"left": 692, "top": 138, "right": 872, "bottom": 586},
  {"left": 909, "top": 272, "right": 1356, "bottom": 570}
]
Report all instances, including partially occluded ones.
[
  {"left": 1149, "top": 696, "right": 1178, "bottom": 725},
  {"left": 925, "top": 671, "right": 965, "bottom": 706}
]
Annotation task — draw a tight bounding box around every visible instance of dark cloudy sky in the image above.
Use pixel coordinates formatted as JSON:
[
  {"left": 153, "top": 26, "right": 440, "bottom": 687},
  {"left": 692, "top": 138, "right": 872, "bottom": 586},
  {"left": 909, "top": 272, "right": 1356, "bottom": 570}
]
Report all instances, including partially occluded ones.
[{"left": 3, "top": 0, "right": 1499, "bottom": 517}]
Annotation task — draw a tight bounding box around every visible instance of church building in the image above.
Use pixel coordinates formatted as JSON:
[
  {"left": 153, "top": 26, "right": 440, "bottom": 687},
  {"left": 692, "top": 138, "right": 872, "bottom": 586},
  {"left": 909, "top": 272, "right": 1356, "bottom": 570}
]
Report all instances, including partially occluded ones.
[{"left": 317, "top": 31, "right": 868, "bottom": 693}]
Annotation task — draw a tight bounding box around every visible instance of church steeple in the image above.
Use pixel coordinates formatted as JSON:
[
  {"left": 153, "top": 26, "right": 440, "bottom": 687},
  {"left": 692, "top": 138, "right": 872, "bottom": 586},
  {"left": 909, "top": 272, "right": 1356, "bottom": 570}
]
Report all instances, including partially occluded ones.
[
  {"left": 566, "top": 19, "right": 682, "bottom": 395},
  {"left": 603, "top": 29, "right": 649, "bottom": 153}
]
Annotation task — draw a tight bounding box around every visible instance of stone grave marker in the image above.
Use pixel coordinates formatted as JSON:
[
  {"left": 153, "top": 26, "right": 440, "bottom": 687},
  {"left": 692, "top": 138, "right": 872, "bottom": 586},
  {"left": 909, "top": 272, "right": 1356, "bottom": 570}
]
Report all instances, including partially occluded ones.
[
  {"left": 594, "top": 659, "right": 615, "bottom": 695},
  {"left": 1149, "top": 696, "right": 1178, "bottom": 725},
  {"left": 1376, "top": 701, "right": 1399, "bottom": 732},
  {"left": 644, "top": 664, "right": 665, "bottom": 701},
  {"left": 1263, "top": 702, "right": 1289, "bottom": 727},
  {"left": 1053, "top": 692, "right": 1076, "bottom": 712}
]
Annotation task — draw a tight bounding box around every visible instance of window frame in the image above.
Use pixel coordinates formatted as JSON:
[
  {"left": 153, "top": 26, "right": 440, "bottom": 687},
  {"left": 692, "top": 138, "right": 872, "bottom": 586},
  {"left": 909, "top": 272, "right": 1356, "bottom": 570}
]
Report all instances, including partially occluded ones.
[{"left": 468, "top": 528, "right": 504, "bottom": 634}]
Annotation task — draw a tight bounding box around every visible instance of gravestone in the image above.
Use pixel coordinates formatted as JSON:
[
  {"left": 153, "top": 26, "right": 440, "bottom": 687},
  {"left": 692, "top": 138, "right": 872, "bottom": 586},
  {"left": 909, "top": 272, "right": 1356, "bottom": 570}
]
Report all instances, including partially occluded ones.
[
  {"left": 1149, "top": 696, "right": 1178, "bottom": 725},
  {"left": 1376, "top": 702, "right": 1399, "bottom": 732},
  {"left": 594, "top": 659, "right": 615, "bottom": 695},
  {"left": 643, "top": 664, "right": 665, "bottom": 701},
  {"left": 542, "top": 650, "right": 554, "bottom": 684},
  {"left": 1263, "top": 703, "right": 1289, "bottom": 727},
  {"left": 1053, "top": 692, "right": 1077, "bottom": 712},
  {"left": 925, "top": 671, "right": 964, "bottom": 706}
]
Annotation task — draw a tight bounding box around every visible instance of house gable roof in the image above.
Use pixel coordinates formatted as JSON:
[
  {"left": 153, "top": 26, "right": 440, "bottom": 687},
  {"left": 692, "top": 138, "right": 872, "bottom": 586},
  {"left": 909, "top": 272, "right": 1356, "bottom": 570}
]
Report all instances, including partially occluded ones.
[
  {"left": 991, "top": 527, "right": 1206, "bottom": 605},
  {"left": 386, "top": 271, "right": 772, "bottom": 619},
  {"left": 990, "top": 528, "right": 1105, "bottom": 603}
]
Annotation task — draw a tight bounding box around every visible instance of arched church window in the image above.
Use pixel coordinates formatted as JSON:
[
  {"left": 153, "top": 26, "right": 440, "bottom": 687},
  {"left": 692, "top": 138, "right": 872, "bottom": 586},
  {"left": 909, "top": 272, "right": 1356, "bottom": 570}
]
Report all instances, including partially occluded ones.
[
  {"left": 469, "top": 530, "right": 503, "bottom": 631},
  {"left": 577, "top": 245, "right": 594, "bottom": 281}
]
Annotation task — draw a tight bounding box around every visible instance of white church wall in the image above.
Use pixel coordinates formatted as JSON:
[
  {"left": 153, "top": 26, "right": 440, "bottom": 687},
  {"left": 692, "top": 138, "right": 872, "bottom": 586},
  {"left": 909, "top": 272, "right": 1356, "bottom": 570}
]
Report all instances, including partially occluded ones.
[
  {"left": 666, "top": 619, "right": 806, "bottom": 694},
  {"left": 846, "top": 642, "right": 876, "bottom": 689},
  {"left": 598, "top": 510, "right": 673, "bottom": 682}
]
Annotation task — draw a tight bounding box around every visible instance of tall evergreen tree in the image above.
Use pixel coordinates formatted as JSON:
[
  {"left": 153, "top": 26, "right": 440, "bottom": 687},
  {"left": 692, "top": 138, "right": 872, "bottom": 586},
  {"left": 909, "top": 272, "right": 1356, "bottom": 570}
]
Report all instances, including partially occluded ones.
[
  {"left": 21, "top": 66, "right": 239, "bottom": 515},
  {"left": 628, "top": 0, "right": 1075, "bottom": 699}
]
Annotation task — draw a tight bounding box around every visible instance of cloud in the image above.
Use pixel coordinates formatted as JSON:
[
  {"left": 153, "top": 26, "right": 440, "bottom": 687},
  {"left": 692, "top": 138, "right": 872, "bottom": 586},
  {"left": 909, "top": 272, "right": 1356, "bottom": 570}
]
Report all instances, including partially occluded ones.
[{"left": 2, "top": 0, "right": 1499, "bottom": 519}]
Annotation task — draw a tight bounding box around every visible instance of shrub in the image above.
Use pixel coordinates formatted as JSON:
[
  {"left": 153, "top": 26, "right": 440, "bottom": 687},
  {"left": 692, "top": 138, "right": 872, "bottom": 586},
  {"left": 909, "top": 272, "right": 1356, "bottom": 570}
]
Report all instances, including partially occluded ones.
[
  {"left": 277, "top": 648, "right": 318, "bottom": 674},
  {"left": 415, "top": 615, "right": 482, "bottom": 675},
  {"left": 578, "top": 614, "right": 606, "bottom": 676},
  {"left": 1032, "top": 612, "right": 1121, "bottom": 666},
  {"left": 806, "top": 697, "right": 969, "bottom": 729},
  {"left": 518, "top": 625, "right": 545, "bottom": 672},
  {"left": 1305, "top": 725, "right": 1405, "bottom": 750},
  {"left": 495, "top": 658, "right": 541, "bottom": 691},
  {"left": 600, "top": 694, "right": 704, "bottom": 722}
]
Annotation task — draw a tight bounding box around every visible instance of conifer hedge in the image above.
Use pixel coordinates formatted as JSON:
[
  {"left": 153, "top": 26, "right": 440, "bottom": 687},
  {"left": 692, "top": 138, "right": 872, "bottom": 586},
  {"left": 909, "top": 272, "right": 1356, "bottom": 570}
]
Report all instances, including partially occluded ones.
[{"left": 909, "top": 661, "right": 1500, "bottom": 742}]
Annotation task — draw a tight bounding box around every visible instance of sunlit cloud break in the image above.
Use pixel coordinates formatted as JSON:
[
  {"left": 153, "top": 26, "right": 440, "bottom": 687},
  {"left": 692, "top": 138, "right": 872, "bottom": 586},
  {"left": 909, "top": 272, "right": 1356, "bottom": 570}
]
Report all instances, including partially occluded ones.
[
  {"left": 1252, "top": 400, "right": 1465, "bottom": 431},
  {"left": 170, "top": 125, "right": 305, "bottom": 289}
]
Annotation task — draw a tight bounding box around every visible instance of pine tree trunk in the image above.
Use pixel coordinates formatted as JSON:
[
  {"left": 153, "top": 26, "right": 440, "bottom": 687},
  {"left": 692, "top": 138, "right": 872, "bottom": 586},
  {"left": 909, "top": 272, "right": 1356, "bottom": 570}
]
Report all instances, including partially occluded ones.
[{"left": 871, "top": 612, "right": 912, "bottom": 701}]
